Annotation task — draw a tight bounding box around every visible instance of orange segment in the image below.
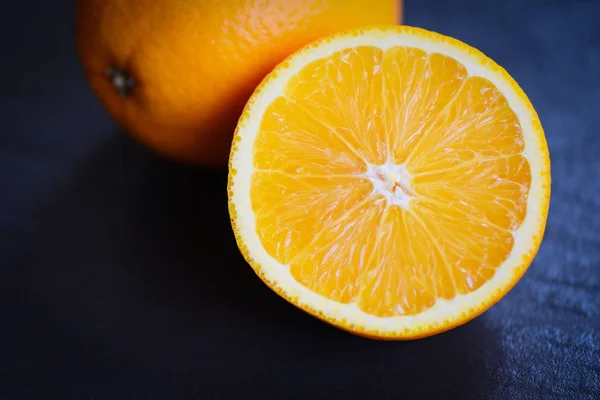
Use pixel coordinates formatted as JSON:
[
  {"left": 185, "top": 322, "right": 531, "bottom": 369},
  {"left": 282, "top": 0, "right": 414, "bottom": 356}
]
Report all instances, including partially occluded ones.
[
  {"left": 382, "top": 49, "right": 468, "bottom": 164},
  {"left": 413, "top": 154, "right": 531, "bottom": 230},
  {"left": 251, "top": 173, "right": 373, "bottom": 264},
  {"left": 413, "top": 199, "right": 514, "bottom": 295},
  {"left": 229, "top": 26, "right": 550, "bottom": 339},
  {"left": 284, "top": 47, "right": 387, "bottom": 164},
  {"left": 254, "top": 96, "right": 366, "bottom": 175},
  {"left": 357, "top": 206, "right": 454, "bottom": 317},
  {"left": 290, "top": 196, "right": 387, "bottom": 303},
  {"left": 407, "top": 76, "right": 525, "bottom": 173}
]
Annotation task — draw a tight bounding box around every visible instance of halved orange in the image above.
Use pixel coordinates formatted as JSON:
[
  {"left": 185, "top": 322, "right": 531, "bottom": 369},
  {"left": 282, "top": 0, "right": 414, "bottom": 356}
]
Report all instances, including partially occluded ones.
[{"left": 228, "top": 26, "right": 550, "bottom": 339}]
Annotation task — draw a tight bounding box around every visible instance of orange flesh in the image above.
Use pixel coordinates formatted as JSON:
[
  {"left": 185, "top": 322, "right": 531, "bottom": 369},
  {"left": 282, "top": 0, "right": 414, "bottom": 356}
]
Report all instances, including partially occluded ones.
[{"left": 250, "top": 46, "right": 531, "bottom": 317}]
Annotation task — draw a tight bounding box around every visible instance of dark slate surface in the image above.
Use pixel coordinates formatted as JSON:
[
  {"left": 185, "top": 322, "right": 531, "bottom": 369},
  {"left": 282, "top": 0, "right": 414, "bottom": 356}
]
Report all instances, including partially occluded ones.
[{"left": 1, "top": 0, "right": 599, "bottom": 399}]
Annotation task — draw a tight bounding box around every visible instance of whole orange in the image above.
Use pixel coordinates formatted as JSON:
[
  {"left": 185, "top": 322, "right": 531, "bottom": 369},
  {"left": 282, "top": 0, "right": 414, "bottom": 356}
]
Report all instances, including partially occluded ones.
[{"left": 76, "top": 0, "right": 401, "bottom": 165}]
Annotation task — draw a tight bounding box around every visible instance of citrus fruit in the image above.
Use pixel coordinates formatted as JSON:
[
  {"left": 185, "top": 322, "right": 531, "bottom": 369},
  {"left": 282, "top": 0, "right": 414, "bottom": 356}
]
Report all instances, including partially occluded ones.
[
  {"left": 228, "top": 26, "right": 551, "bottom": 339},
  {"left": 75, "top": 0, "right": 401, "bottom": 165}
]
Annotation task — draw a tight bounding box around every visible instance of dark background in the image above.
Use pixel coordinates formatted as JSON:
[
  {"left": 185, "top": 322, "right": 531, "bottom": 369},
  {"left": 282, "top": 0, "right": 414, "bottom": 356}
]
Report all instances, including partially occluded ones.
[{"left": 1, "top": 0, "right": 599, "bottom": 399}]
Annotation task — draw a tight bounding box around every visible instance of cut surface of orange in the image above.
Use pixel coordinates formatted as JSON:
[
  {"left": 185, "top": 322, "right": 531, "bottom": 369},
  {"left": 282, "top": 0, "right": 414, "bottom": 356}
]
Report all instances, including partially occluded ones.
[{"left": 228, "top": 26, "right": 550, "bottom": 339}]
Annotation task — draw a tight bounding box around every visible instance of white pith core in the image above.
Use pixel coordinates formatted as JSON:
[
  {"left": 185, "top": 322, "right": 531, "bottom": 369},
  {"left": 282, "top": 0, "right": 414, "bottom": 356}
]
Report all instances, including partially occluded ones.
[{"left": 365, "top": 161, "right": 414, "bottom": 208}]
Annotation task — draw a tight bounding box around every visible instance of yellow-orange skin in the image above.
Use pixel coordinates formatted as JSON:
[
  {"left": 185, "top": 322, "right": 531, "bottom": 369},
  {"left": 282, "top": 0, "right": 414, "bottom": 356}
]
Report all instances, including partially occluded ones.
[{"left": 76, "top": 0, "right": 401, "bottom": 165}]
